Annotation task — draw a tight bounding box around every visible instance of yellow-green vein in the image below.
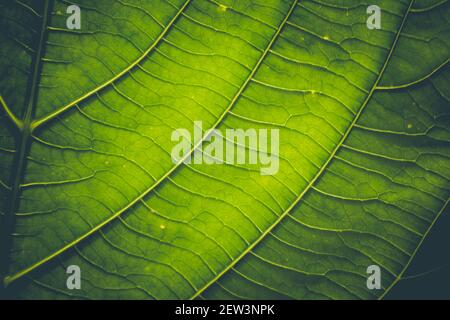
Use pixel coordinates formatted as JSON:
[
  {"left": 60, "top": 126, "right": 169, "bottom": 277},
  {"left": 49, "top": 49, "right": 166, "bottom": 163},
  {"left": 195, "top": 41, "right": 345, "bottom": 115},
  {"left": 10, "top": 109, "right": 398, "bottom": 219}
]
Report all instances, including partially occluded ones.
[
  {"left": 3, "top": 0, "right": 300, "bottom": 287},
  {"left": 30, "top": 0, "right": 192, "bottom": 131},
  {"left": 190, "top": 0, "right": 415, "bottom": 300}
]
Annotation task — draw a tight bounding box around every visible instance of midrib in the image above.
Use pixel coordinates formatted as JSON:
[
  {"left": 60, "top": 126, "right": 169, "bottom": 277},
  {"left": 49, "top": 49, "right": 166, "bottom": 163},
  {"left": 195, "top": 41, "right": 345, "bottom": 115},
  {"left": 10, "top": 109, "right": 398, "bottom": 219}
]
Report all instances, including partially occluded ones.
[
  {"left": 1, "top": 0, "right": 52, "bottom": 288},
  {"left": 3, "top": 0, "right": 418, "bottom": 301},
  {"left": 3, "top": 0, "right": 300, "bottom": 286}
]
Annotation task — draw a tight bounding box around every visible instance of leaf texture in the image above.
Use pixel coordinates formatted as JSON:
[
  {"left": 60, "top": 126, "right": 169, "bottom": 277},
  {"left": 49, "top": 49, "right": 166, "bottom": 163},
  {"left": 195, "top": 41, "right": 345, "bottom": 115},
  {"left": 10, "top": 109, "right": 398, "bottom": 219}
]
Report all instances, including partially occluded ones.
[{"left": 0, "top": 0, "right": 449, "bottom": 299}]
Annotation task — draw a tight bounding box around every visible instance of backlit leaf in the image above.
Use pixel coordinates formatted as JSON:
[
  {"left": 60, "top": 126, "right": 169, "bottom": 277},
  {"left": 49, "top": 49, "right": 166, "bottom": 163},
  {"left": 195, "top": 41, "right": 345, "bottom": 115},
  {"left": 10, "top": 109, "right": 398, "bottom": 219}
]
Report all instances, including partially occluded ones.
[{"left": 0, "top": 0, "right": 448, "bottom": 299}]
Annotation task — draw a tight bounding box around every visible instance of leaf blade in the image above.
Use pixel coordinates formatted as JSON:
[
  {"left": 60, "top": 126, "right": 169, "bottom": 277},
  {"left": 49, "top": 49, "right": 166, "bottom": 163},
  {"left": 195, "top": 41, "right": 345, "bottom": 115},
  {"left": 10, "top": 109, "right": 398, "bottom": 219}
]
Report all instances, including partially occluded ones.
[{"left": 0, "top": 0, "right": 448, "bottom": 300}]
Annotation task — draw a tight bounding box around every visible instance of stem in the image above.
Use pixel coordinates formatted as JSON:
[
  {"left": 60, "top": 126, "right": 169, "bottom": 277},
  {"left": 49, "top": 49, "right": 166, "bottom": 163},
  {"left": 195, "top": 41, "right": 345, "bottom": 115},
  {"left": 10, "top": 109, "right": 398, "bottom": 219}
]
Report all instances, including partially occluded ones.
[{"left": 1, "top": 0, "right": 52, "bottom": 293}]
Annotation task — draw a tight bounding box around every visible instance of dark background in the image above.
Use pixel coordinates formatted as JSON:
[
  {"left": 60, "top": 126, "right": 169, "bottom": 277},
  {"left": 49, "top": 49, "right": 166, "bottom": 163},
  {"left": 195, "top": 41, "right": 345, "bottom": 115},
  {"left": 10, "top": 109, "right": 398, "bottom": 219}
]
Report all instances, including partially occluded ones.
[{"left": 385, "top": 208, "right": 450, "bottom": 299}]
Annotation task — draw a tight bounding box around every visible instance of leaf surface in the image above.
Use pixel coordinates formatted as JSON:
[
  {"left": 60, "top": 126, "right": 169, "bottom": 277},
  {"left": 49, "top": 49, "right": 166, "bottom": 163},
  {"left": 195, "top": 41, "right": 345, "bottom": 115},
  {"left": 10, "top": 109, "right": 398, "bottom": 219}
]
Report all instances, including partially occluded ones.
[{"left": 0, "top": 0, "right": 449, "bottom": 299}]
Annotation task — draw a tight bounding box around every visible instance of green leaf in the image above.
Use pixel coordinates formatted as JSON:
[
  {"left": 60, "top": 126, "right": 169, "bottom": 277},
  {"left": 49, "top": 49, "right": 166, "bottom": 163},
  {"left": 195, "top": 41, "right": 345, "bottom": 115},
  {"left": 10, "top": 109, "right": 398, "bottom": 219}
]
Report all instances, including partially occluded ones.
[{"left": 0, "top": 0, "right": 449, "bottom": 299}]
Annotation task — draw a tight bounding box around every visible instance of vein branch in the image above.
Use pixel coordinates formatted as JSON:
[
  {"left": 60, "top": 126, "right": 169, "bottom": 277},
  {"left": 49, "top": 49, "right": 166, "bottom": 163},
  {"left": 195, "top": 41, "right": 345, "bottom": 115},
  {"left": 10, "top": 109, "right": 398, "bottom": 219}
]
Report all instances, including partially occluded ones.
[
  {"left": 3, "top": 0, "right": 300, "bottom": 287},
  {"left": 0, "top": 95, "right": 23, "bottom": 130},
  {"left": 190, "top": 0, "right": 416, "bottom": 299},
  {"left": 30, "top": 0, "right": 192, "bottom": 131},
  {"left": 376, "top": 58, "right": 449, "bottom": 90}
]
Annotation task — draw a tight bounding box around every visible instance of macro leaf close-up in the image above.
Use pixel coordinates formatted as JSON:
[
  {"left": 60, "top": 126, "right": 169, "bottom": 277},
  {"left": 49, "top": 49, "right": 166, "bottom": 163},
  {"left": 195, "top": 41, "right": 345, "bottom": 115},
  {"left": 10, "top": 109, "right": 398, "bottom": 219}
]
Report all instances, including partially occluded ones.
[{"left": 0, "top": 0, "right": 449, "bottom": 300}]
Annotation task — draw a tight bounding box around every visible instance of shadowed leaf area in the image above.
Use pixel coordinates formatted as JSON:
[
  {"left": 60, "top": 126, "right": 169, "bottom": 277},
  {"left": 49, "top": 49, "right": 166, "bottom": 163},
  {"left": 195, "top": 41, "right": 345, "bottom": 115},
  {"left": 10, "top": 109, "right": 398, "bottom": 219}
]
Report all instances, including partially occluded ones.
[{"left": 0, "top": 0, "right": 449, "bottom": 299}]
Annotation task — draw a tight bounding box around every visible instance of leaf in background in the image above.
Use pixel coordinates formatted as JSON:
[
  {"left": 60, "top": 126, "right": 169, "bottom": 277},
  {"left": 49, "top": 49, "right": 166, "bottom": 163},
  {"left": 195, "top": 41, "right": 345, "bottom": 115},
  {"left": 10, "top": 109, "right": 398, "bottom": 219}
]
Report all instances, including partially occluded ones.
[{"left": 0, "top": 0, "right": 448, "bottom": 299}]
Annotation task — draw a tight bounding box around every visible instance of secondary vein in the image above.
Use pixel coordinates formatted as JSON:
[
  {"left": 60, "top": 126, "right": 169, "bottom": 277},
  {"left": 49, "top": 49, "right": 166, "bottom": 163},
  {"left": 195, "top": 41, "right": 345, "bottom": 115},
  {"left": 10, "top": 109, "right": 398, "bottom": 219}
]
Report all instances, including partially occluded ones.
[
  {"left": 3, "top": 0, "right": 300, "bottom": 286},
  {"left": 30, "top": 0, "right": 192, "bottom": 131},
  {"left": 0, "top": 95, "right": 23, "bottom": 130},
  {"left": 1, "top": 0, "right": 52, "bottom": 289},
  {"left": 190, "top": 0, "right": 416, "bottom": 300}
]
